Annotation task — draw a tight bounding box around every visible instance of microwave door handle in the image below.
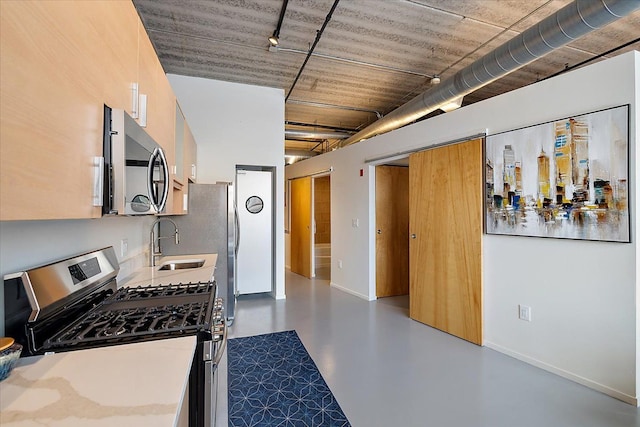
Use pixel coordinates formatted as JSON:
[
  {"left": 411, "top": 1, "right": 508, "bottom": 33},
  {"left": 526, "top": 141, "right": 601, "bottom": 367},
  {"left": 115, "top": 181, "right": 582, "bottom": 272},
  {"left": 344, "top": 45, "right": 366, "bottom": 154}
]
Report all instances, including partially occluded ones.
[
  {"left": 147, "top": 147, "right": 169, "bottom": 213},
  {"left": 156, "top": 147, "right": 169, "bottom": 213},
  {"left": 147, "top": 150, "right": 158, "bottom": 212}
]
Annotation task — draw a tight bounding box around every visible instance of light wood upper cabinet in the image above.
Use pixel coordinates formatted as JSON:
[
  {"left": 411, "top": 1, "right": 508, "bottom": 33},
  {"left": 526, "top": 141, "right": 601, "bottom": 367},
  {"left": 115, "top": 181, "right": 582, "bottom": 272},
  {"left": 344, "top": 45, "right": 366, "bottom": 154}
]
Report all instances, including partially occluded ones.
[
  {"left": 170, "top": 103, "right": 198, "bottom": 215},
  {"left": 0, "top": 1, "right": 138, "bottom": 220},
  {"left": 0, "top": 1, "right": 181, "bottom": 220},
  {"left": 184, "top": 121, "right": 197, "bottom": 184}
]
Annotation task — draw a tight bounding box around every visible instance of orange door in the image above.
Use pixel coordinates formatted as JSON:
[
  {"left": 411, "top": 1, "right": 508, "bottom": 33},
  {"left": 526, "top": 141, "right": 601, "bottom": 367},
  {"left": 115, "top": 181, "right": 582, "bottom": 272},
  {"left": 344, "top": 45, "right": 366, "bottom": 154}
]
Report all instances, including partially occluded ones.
[
  {"left": 376, "top": 165, "right": 409, "bottom": 297},
  {"left": 290, "top": 177, "right": 312, "bottom": 278},
  {"left": 409, "top": 138, "right": 483, "bottom": 345}
]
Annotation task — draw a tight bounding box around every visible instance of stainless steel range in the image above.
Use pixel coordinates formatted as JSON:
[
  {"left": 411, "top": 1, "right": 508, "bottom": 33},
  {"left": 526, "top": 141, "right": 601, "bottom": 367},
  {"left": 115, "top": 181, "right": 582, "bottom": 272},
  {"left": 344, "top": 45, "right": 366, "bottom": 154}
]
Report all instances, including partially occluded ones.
[{"left": 3, "top": 247, "right": 226, "bottom": 427}]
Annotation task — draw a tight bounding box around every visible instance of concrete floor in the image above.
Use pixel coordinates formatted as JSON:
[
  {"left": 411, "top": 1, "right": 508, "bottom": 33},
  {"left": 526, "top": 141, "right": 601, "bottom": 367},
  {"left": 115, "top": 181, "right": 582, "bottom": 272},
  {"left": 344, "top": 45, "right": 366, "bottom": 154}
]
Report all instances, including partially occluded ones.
[{"left": 216, "top": 270, "right": 639, "bottom": 427}]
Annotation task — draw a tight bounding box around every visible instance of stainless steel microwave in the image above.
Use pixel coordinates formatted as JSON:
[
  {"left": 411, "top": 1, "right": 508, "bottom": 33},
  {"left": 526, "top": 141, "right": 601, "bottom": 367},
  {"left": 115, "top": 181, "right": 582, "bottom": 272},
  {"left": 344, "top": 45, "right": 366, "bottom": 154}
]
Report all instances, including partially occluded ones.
[{"left": 101, "top": 105, "right": 169, "bottom": 215}]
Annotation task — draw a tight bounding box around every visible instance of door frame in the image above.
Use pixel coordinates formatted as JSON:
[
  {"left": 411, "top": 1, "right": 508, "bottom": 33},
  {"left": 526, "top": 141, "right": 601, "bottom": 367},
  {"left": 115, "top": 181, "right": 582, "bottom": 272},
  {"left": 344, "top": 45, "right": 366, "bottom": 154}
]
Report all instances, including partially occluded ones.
[{"left": 367, "top": 132, "right": 486, "bottom": 302}]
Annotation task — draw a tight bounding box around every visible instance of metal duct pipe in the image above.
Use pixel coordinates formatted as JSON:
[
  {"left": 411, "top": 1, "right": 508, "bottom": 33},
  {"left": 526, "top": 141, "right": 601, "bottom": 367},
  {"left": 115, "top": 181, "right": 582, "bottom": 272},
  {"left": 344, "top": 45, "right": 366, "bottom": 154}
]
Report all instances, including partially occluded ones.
[
  {"left": 341, "top": 0, "right": 640, "bottom": 147},
  {"left": 285, "top": 129, "right": 353, "bottom": 139},
  {"left": 285, "top": 149, "right": 319, "bottom": 158}
]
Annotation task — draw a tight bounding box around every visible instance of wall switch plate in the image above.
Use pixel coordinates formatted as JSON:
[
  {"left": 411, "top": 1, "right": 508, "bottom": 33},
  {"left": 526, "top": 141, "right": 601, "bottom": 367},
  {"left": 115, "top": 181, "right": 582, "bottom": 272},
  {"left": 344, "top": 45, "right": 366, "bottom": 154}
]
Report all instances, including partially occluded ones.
[
  {"left": 338, "top": 260, "right": 343, "bottom": 269},
  {"left": 120, "top": 239, "right": 128, "bottom": 258},
  {"left": 352, "top": 218, "right": 359, "bottom": 228},
  {"left": 519, "top": 305, "right": 531, "bottom": 321}
]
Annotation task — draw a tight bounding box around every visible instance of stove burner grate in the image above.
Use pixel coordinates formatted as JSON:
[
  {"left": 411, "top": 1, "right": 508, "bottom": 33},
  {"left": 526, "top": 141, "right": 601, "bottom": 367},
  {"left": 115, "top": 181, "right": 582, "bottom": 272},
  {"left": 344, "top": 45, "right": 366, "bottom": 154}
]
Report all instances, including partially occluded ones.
[
  {"left": 111, "top": 282, "right": 213, "bottom": 301},
  {"left": 47, "top": 282, "right": 215, "bottom": 348}
]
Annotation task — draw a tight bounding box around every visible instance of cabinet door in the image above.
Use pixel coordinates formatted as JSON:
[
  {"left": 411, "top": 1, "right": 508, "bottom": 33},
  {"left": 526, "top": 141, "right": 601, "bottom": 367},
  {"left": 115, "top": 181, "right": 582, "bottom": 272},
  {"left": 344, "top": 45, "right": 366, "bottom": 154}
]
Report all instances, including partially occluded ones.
[
  {"left": 138, "top": 23, "right": 178, "bottom": 214},
  {"left": 184, "top": 121, "right": 197, "bottom": 183},
  {"left": 0, "top": 1, "right": 138, "bottom": 220}
]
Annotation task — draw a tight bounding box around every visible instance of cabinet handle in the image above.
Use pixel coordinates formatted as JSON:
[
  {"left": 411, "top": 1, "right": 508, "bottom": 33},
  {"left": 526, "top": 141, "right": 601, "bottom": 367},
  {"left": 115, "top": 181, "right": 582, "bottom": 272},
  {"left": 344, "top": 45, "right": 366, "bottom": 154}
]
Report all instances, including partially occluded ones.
[
  {"left": 377, "top": 229, "right": 382, "bottom": 234},
  {"left": 92, "top": 156, "right": 104, "bottom": 207},
  {"left": 411, "top": 233, "right": 417, "bottom": 239}
]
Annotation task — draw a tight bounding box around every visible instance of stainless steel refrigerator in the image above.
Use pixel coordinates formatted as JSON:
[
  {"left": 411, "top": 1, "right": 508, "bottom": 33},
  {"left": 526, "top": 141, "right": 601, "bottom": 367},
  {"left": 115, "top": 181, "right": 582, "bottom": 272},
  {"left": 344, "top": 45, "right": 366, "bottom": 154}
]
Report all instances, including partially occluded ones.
[{"left": 162, "top": 182, "right": 237, "bottom": 324}]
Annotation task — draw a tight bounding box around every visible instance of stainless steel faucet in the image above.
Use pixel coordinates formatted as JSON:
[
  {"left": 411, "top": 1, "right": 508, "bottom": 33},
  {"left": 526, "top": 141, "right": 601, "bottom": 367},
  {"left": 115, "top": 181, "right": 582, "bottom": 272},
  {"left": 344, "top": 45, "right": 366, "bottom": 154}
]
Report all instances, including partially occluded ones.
[{"left": 149, "top": 217, "right": 180, "bottom": 266}]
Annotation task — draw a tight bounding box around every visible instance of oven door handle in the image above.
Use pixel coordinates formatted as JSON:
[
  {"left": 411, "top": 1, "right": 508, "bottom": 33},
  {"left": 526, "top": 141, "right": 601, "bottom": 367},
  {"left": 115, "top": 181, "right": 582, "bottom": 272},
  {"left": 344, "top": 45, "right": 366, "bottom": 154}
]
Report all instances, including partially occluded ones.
[
  {"left": 204, "top": 359, "right": 215, "bottom": 427},
  {"left": 213, "top": 317, "right": 228, "bottom": 366}
]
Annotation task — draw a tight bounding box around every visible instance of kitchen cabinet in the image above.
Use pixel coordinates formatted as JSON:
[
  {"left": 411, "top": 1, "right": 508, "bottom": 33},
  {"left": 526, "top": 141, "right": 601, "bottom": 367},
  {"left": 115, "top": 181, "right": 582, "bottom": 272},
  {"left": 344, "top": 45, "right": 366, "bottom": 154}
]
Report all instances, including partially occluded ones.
[
  {"left": 172, "top": 103, "right": 186, "bottom": 214},
  {"left": 136, "top": 21, "right": 182, "bottom": 216},
  {"left": 171, "top": 103, "right": 198, "bottom": 214},
  {"left": 184, "top": 121, "right": 197, "bottom": 183},
  {"left": 0, "top": 1, "right": 138, "bottom": 220},
  {"left": 0, "top": 1, "right": 182, "bottom": 220}
]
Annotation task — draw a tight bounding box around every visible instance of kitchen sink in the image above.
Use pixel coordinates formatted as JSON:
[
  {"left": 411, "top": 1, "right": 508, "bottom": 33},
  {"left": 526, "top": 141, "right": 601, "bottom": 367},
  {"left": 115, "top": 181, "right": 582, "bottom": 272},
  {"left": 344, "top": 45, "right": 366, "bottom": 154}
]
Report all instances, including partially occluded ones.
[{"left": 158, "top": 259, "right": 205, "bottom": 271}]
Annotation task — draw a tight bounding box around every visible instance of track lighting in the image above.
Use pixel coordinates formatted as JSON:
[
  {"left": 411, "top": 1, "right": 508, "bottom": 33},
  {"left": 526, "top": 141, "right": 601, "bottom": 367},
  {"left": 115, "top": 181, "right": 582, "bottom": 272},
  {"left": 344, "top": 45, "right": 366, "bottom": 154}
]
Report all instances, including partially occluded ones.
[
  {"left": 431, "top": 75, "right": 441, "bottom": 85},
  {"left": 269, "top": 0, "right": 288, "bottom": 47}
]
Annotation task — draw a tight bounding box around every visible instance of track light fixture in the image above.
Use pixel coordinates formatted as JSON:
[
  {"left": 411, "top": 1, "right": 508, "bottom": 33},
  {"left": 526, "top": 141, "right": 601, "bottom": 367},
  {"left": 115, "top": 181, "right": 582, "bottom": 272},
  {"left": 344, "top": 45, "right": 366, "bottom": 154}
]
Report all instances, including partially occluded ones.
[
  {"left": 268, "top": 32, "right": 279, "bottom": 46},
  {"left": 431, "top": 75, "right": 441, "bottom": 85},
  {"left": 268, "top": 0, "right": 288, "bottom": 47}
]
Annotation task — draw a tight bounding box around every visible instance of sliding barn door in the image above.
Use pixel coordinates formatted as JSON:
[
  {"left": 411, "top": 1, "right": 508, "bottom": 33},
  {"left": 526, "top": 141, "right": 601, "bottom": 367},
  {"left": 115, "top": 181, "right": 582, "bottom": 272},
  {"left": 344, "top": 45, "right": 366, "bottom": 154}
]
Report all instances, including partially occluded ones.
[
  {"left": 290, "top": 176, "right": 312, "bottom": 278},
  {"left": 376, "top": 165, "right": 409, "bottom": 297},
  {"left": 409, "top": 138, "right": 483, "bottom": 345}
]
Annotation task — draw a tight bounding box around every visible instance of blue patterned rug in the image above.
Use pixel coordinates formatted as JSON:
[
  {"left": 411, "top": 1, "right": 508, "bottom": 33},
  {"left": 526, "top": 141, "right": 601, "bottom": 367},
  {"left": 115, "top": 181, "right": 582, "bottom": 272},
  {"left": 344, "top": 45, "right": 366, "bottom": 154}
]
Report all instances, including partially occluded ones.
[{"left": 227, "top": 330, "right": 350, "bottom": 427}]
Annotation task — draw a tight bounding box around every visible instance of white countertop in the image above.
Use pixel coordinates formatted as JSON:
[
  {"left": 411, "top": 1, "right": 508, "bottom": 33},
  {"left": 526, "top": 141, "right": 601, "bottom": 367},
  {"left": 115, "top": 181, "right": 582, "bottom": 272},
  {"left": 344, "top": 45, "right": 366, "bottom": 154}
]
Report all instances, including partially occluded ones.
[
  {"left": 121, "top": 253, "right": 218, "bottom": 287},
  {"left": 0, "top": 253, "right": 218, "bottom": 427},
  {"left": 0, "top": 336, "right": 196, "bottom": 427}
]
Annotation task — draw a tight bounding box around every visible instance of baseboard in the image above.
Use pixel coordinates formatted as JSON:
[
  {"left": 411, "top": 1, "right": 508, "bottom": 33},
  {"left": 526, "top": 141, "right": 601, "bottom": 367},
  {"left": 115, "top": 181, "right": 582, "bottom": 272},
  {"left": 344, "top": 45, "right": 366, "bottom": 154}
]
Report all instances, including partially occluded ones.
[
  {"left": 484, "top": 341, "right": 638, "bottom": 406},
  {"left": 329, "top": 282, "right": 374, "bottom": 301}
]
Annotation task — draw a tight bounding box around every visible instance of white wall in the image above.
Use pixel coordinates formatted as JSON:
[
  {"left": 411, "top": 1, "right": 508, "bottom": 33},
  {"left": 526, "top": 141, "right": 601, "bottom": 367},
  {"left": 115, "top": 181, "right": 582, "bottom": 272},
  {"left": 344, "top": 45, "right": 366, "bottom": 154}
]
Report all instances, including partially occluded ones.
[
  {"left": 285, "top": 51, "right": 639, "bottom": 404},
  {"left": 167, "top": 75, "right": 286, "bottom": 299}
]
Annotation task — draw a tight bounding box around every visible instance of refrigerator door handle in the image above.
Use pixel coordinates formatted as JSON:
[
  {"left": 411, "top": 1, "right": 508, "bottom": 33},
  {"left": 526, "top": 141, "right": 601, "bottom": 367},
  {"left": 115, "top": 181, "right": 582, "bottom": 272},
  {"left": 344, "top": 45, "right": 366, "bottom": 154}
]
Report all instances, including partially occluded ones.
[{"left": 234, "top": 201, "right": 240, "bottom": 256}]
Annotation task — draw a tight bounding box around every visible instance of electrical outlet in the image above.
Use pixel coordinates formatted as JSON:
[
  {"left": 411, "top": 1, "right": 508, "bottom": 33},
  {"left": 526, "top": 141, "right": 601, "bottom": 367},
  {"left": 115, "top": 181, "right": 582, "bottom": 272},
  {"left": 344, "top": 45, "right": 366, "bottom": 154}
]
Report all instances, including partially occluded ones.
[
  {"left": 518, "top": 305, "right": 531, "bottom": 322},
  {"left": 120, "top": 239, "right": 128, "bottom": 258},
  {"left": 338, "top": 260, "right": 343, "bottom": 269}
]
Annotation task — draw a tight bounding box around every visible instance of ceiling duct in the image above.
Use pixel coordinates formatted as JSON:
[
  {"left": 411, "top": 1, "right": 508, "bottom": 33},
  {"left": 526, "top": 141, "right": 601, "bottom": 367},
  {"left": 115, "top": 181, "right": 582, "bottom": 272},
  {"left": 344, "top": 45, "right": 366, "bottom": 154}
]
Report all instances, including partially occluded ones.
[
  {"left": 285, "top": 129, "right": 352, "bottom": 140},
  {"left": 341, "top": 0, "right": 640, "bottom": 147},
  {"left": 285, "top": 149, "right": 320, "bottom": 158}
]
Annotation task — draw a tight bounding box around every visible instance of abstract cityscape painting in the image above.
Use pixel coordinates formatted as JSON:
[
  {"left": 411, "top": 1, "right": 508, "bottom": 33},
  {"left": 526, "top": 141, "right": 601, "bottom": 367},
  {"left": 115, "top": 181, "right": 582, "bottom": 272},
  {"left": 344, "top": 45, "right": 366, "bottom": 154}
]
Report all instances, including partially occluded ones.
[{"left": 485, "top": 105, "right": 629, "bottom": 242}]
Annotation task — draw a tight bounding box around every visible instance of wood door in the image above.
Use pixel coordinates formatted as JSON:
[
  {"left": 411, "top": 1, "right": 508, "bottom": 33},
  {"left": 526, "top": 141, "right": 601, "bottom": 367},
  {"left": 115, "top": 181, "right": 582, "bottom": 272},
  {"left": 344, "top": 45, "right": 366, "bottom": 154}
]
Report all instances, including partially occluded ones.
[
  {"left": 376, "top": 166, "right": 409, "bottom": 297},
  {"left": 409, "top": 138, "right": 483, "bottom": 345},
  {"left": 290, "top": 177, "right": 312, "bottom": 278}
]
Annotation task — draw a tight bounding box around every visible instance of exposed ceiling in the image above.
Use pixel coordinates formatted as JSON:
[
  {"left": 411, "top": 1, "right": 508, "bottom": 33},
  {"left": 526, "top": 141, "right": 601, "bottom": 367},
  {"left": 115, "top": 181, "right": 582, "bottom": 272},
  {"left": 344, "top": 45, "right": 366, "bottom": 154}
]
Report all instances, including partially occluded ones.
[{"left": 133, "top": 0, "right": 640, "bottom": 163}]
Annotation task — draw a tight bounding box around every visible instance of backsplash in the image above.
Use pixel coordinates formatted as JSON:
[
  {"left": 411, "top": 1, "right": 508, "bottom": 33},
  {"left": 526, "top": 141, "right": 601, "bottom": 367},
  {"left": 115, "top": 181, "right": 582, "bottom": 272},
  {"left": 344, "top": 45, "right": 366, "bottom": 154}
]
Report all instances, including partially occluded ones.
[{"left": 0, "top": 216, "right": 154, "bottom": 336}]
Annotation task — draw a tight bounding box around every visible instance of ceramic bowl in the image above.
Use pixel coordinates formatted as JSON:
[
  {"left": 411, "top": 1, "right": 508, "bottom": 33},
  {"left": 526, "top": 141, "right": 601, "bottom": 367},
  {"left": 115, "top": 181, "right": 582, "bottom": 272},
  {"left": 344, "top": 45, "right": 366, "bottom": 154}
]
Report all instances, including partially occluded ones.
[{"left": 0, "top": 342, "right": 23, "bottom": 382}]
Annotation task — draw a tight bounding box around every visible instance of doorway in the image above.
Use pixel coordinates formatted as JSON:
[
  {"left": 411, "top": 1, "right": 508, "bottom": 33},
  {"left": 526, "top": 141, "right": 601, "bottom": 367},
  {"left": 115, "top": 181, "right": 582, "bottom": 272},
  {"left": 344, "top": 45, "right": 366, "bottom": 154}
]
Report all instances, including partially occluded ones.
[
  {"left": 375, "top": 164, "right": 409, "bottom": 298},
  {"left": 290, "top": 176, "right": 312, "bottom": 278},
  {"left": 313, "top": 174, "right": 331, "bottom": 280},
  {"left": 290, "top": 173, "right": 332, "bottom": 280},
  {"left": 236, "top": 166, "right": 275, "bottom": 295},
  {"left": 372, "top": 137, "right": 484, "bottom": 345}
]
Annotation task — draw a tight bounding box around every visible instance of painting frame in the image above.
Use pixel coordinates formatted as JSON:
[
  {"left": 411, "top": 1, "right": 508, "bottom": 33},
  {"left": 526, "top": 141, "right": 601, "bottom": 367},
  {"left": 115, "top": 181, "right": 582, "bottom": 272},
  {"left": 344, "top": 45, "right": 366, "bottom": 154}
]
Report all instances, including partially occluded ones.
[{"left": 484, "top": 104, "right": 630, "bottom": 243}]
